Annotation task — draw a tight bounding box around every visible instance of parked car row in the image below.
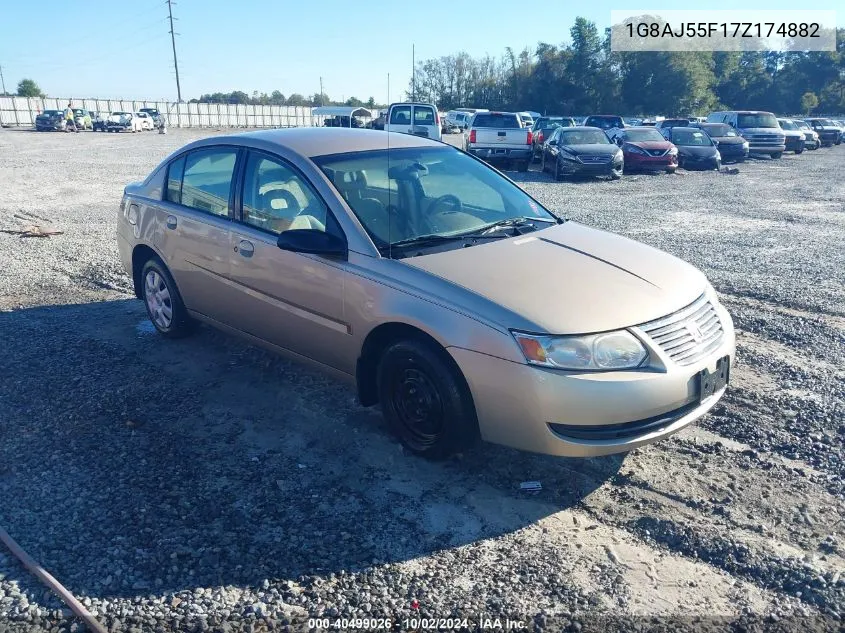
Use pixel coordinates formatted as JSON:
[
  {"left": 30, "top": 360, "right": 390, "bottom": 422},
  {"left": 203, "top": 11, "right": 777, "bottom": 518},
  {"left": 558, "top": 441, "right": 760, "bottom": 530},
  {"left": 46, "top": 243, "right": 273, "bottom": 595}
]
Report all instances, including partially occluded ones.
[
  {"left": 448, "top": 107, "right": 843, "bottom": 178},
  {"left": 35, "top": 107, "right": 166, "bottom": 132}
]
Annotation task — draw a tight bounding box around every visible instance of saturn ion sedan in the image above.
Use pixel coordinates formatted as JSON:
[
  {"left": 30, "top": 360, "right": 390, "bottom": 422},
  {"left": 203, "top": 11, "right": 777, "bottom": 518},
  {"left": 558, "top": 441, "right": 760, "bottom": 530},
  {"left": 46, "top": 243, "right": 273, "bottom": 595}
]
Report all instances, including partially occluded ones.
[{"left": 117, "top": 128, "right": 735, "bottom": 459}]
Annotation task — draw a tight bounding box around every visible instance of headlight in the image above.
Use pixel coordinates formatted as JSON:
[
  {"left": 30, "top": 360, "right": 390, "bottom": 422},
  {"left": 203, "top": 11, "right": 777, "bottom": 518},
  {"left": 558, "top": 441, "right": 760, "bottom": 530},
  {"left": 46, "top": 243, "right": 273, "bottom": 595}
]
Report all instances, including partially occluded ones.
[
  {"left": 668, "top": 147, "right": 678, "bottom": 155},
  {"left": 559, "top": 149, "right": 577, "bottom": 161},
  {"left": 625, "top": 144, "right": 647, "bottom": 155},
  {"left": 512, "top": 330, "right": 648, "bottom": 371},
  {"left": 614, "top": 150, "right": 623, "bottom": 161},
  {"left": 742, "top": 141, "right": 749, "bottom": 148},
  {"left": 716, "top": 151, "right": 721, "bottom": 159}
]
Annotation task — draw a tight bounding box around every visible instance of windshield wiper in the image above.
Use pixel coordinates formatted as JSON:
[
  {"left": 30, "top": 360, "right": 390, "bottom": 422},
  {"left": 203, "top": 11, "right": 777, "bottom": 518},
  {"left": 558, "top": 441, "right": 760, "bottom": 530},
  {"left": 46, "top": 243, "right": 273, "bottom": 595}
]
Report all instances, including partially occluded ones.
[
  {"left": 388, "top": 232, "right": 505, "bottom": 250},
  {"left": 470, "top": 215, "right": 560, "bottom": 236}
]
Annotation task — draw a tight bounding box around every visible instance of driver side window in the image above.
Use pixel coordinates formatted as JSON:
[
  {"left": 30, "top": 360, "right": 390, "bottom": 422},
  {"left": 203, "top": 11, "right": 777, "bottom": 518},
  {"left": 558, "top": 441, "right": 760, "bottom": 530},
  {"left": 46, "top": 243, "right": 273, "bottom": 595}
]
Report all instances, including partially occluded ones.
[{"left": 242, "top": 152, "right": 329, "bottom": 235}]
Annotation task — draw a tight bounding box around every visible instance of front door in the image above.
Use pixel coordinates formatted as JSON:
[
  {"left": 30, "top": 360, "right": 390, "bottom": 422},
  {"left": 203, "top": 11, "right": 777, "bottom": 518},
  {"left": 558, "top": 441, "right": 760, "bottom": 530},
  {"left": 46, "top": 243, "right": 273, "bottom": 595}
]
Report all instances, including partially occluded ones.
[{"left": 228, "top": 150, "right": 355, "bottom": 373}]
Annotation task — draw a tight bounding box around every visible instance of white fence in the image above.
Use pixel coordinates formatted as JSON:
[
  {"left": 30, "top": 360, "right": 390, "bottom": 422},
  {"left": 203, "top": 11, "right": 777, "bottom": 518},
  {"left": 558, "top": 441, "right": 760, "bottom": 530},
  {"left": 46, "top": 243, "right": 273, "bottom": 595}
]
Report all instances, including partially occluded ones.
[{"left": 0, "top": 97, "right": 317, "bottom": 128}]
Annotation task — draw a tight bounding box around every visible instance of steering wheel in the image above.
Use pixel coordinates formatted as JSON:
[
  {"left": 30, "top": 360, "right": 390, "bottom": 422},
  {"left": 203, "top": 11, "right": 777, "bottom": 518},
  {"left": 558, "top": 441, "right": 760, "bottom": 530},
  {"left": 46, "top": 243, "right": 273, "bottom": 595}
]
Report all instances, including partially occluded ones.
[{"left": 424, "top": 194, "right": 463, "bottom": 232}]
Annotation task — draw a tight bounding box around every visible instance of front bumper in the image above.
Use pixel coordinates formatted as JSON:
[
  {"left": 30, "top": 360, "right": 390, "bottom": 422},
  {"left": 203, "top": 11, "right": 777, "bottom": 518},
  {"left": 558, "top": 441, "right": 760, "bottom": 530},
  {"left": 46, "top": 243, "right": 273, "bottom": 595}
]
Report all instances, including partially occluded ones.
[
  {"left": 784, "top": 136, "right": 805, "bottom": 152},
  {"left": 559, "top": 156, "right": 623, "bottom": 176},
  {"left": 35, "top": 121, "right": 63, "bottom": 130},
  {"left": 715, "top": 144, "right": 748, "bottom": 161},
  {"left": 450, "top": 300, "right": 735, "bottom": 457},
  {"left": 624, "top": 154, "right": 677, "bottom": 170}
]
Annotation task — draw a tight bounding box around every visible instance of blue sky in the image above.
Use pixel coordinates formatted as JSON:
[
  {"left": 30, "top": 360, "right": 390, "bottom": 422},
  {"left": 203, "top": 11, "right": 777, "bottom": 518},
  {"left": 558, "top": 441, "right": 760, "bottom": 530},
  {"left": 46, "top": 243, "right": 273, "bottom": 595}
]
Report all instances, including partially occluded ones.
[{"left": 0, "top": 0, "right": 840, "bottom": 101}]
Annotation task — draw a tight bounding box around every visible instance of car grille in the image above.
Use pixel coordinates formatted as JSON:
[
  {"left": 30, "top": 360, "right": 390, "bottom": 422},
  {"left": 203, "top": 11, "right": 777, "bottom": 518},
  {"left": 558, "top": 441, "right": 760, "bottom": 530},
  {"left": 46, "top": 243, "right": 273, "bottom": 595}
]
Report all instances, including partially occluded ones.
[
  {"left": 577, "top": 154, "right": 611, "bottom": 164},
  {"left": 646, "top": 148, "right": 669, "bottom": 156},
  {"left": 638, "top": 294, "right": 724, "bottom": 366},
  {"left": 745, "top": 134, "right": 784, "bottom": 143}
]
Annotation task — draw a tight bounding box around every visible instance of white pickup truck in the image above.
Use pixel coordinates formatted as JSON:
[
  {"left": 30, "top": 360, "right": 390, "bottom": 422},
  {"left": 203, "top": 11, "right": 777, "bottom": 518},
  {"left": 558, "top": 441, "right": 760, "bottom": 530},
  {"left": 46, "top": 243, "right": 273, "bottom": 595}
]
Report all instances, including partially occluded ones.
[{"left": 464, "top": 112, "right": 532, "bottom": 171}]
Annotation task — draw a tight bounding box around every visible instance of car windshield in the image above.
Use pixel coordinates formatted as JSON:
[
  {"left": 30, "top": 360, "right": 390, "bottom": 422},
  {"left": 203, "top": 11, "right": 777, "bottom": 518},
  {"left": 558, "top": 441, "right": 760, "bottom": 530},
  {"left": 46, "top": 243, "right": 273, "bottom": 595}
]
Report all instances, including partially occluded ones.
[
  {"left": 814, "top": 119, "right": 833, "bottom": 126},
  {"left": 737, "top": 113, "right": 778, "bottom": 128},
  {"left": 42, "top": 110, "right": 62, "bottom": 116},
  {"left": 560, "top": 129, "right": 611, "bottom": 145},
  {"left": 73, "top": 109, "right": 85, "bottom": 115},
  {"left": 662, "top": 119, "right": 689, "bottom": 127},
  {"left": 778, "top": 119, "right": 797, "bottom": 131},
  {"left": 795, "top": 120, "right": 810, "bottom": 130},
  {"left": 702, "top": 124, "right": 736, "bottom": 137},
  {"left": 672, "top": 129, "right": 713, "bottom": 146},
  {"left": 472, "top": 113, "right": 520, "bottom": 128},
  {"left": 537, "top": 117, "right": 571, "bottom": 129},
  {"left": 313, "top": 146, "right": 556, "bottom": 254},
  {"left": 623, "top": 128, "right": 665, "bottom": 142}
]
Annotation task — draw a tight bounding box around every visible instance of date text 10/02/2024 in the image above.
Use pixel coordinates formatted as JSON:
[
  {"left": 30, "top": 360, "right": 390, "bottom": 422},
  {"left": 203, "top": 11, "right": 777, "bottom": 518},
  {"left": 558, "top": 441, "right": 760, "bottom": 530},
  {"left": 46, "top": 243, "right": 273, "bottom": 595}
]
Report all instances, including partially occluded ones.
[{"left": 308, "top": 617, "right": 528, "bottom": 630}]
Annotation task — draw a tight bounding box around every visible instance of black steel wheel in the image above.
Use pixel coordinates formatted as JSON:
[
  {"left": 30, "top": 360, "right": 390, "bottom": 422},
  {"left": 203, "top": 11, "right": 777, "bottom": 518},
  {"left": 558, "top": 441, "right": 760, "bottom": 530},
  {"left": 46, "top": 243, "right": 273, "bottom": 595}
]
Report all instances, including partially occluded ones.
[{"left": 377, "top": 339, "right": 478, "bottom": 459}]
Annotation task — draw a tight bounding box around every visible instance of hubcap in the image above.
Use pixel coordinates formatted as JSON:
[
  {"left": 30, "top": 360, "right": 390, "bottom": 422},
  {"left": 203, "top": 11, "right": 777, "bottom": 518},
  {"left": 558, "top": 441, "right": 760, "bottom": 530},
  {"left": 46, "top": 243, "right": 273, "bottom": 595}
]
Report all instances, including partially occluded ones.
[
  {"left": 144, "top": 270, "right": 173, "bottom": 329},
  {"left": 391, "top": 367, "right": 444, "bottom": 448}
]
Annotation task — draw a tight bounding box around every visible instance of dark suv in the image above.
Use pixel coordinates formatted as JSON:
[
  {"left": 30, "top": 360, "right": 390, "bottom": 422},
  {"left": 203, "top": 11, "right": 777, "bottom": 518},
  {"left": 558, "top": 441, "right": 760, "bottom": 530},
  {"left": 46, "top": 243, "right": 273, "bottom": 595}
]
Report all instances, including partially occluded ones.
[
  {"left": 805, "top": 119, "right": 841, "bottom": 147},
  {"left": 582, "top": 115, "right": 625, "bottom": 132}
]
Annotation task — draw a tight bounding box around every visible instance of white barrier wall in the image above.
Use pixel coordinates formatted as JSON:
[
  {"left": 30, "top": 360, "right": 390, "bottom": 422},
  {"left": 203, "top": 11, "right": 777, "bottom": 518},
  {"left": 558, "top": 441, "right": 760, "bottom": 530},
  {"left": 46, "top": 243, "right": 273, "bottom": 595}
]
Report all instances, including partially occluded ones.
[{"left": 0, "top": 97, "right": 317, "bottom": 128}]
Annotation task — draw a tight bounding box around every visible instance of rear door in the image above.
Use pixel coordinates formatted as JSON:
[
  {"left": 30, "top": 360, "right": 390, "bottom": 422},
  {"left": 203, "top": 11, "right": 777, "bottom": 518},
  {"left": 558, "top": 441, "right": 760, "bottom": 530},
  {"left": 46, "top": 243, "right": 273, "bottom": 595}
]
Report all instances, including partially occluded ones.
[
  {"left": 412, "top": 104, "right": 441, "bottom": 141},
  {"left": 154, "top": 146, "right": 241, "bottom": 320}
]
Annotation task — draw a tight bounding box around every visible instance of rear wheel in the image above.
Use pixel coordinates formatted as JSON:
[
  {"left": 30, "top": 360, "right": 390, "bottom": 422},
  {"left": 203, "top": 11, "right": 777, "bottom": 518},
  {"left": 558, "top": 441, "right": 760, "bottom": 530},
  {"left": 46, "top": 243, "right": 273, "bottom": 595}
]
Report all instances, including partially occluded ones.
[
  {"left": 140, "top": 257, "right": 196, "bottom": 338},
  {"left": 795, "top": 146, "right": 804, "bottom": 154},
  {"left": 517, "top": 160, "right": 529, "bottom": 173},
  {"left": 377, "top": 340, "right": 478, "bottom": 459}
]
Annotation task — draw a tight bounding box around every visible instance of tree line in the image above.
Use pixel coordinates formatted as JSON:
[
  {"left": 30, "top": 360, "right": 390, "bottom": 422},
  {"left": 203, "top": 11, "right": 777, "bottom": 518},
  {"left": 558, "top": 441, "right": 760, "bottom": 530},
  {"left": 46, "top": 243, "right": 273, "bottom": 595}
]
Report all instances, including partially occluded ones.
[
  {"left": 7, "top": 80, "right": 386, "bottom": 110},
  {"left": 406, "top": 17, "right": 845, "bottom": 116}
]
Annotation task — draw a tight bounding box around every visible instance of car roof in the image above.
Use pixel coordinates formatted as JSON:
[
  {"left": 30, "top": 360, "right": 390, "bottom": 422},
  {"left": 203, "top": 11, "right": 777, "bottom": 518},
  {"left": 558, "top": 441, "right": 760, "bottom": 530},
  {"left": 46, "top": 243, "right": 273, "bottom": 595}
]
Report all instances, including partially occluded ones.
[
  {"left": 669, "top": 127, "right": 702, "bottom": 132},
  {"left": 193, "top": 128, "right": 440, "bottom": 158},
  {"left": 623, "top": 126, "right": 664, "bottom": 132}
]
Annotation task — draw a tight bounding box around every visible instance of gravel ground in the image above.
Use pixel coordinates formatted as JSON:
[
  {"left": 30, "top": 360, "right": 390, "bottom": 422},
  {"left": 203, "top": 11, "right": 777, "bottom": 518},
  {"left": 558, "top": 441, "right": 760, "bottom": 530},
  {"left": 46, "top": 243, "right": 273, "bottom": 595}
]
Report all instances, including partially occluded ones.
[{"left": 0, "top": 128, "right": 843, "bottom": 632}]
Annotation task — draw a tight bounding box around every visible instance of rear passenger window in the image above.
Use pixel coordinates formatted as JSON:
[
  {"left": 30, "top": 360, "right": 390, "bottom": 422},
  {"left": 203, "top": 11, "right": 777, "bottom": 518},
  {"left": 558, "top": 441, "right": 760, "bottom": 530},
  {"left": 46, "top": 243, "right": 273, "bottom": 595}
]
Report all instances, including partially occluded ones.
[
  {"left": 390, "top": 106, "right": 411, "bottom": 125},
  {"left": 414, "top": 107, "right": 434, "bottom": 125},
  {"left": 180, "top": 148, "right": 238, "bottom": 217},
  {"left": 165, "top": 155, "right": 185, "bottom": 204}
]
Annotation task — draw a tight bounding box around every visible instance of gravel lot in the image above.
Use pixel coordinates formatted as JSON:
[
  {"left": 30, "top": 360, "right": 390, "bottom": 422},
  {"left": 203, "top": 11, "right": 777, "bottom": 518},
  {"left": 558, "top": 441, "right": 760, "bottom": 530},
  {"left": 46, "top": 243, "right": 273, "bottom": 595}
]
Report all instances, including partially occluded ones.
[{"left": 0, "top": 127, "right": 843, "bottom": 632}]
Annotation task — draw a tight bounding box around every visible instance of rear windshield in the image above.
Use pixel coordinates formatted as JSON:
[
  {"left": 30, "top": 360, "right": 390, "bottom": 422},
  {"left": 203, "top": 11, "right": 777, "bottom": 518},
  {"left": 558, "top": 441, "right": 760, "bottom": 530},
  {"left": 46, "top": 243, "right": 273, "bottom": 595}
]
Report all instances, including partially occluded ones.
[
  {"left": 585, "top": 116, "right": 623, "bottom": 129},
  {"left": 560, "top": 129, "right": 611, "bottom": 145},
  {"left": 623, "top": 128, "right": 665, "bottom": 142},
  {"left": 472, "top": 113, "right": 520, "bottom": 129},
  {"left": 737, "top": 113, "right": 778, "bottom": 128},
  {"left": 536, "top": 117, "right": 573, "bottom": 129},
  {"left": 672, "top": 129, "right": 713, "bottom": 146},
  {"left": 661, "top": 119, "right": 689, "bottom": 127},
  {"left": 701, "top": 124, "right": 736, "bottom": 137},
  {"left": 42, "top": 110, "right": 62, "bottom": 116}
]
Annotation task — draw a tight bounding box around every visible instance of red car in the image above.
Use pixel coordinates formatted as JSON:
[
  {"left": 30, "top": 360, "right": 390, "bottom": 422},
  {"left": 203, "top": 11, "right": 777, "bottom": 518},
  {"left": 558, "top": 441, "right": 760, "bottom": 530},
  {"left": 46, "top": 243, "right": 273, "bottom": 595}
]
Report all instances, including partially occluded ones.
[{"left": 613, "top": 126, "right": 678, "bottom": 173}]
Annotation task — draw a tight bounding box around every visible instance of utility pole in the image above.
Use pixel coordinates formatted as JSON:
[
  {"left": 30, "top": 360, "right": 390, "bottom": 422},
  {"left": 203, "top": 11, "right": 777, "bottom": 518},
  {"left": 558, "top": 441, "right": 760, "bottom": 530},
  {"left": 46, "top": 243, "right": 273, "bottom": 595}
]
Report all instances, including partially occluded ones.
[
  {"left": 411, "top": 44, "right": 415, "bottom": 101},
  {"left": 319, "top": 77, "right": 323, "bottom": 105},
  {"left": 166, "top": 0, "right": 182, "bottom": 102},
  {"left": 0, "top": 65, "right": 7, "bottom": 96}
]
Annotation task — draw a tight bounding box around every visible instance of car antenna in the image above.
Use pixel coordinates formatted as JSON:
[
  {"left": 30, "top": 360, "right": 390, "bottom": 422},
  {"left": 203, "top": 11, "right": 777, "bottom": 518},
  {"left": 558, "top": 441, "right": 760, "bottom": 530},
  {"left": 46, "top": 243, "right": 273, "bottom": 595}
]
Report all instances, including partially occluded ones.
[{"left": 387, "top": 72, "right": 392, "bottom": 260}]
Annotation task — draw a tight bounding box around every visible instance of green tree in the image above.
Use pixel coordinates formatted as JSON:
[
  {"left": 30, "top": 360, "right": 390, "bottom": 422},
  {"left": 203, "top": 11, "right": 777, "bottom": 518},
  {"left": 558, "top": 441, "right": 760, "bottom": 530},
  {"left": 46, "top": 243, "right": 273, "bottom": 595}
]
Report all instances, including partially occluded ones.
[
  {"left": 17, "top": 78, "right": 44, "bottom": 97},
  {"left": 286, "top": 93, "right": 307, "bottom": 106},
  {"left": 801, "top": 91, "right": 819, "bottom": 114}
]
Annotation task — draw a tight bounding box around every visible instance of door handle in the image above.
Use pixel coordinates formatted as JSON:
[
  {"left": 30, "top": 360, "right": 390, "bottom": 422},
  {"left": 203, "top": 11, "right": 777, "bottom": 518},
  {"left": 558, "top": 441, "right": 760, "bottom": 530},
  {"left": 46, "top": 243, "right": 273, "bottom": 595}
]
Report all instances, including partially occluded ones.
[
  {"left": 165, "top": 215, "right": 177, "bottom": 229},
  {"left": 235, "top": 239, "right": 254, "bottom": 257}
]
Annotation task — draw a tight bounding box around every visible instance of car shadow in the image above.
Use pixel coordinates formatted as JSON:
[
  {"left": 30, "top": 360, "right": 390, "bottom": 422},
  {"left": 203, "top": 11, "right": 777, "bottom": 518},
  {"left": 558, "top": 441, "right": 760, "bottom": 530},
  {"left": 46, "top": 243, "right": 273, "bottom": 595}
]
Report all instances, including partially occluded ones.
[{"left": 0, "top": 299, "right": 624, "bottom": 602}]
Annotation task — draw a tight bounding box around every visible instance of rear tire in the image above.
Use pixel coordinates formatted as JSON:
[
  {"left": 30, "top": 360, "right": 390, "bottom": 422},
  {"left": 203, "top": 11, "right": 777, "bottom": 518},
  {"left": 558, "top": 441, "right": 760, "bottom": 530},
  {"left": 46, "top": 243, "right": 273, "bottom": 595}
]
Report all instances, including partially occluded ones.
[
  {"left": 377, "top": 339, "right": 478, "bottom": 460},
  {"left": 140, "top": 257, "right": 196, "bottom": 339},
  {"left": 517, "top": 160, "right": 529, "bottom": 173},
  {"left": 795, "top": 146, "right": 804, "bottom": 154}
]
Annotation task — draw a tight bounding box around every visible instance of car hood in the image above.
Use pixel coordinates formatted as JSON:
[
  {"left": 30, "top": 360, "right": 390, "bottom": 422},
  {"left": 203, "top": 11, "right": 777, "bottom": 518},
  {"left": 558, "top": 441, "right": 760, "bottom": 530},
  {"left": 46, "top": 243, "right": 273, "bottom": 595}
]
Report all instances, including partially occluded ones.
[
  {"left": 678, "top": 145, "right": 718, "bottom": 157},
  {"left": 781, "top": 130, "right": 804, "bottom": 139},
  {"left": 402, "top": 222, "right": 706, "bottom": 334},
  {"left": 626, "top": 140, "right": 673, "bottom": 150},
  {"left": 560, "top": 144, "right": 619, "bottom": 156}
]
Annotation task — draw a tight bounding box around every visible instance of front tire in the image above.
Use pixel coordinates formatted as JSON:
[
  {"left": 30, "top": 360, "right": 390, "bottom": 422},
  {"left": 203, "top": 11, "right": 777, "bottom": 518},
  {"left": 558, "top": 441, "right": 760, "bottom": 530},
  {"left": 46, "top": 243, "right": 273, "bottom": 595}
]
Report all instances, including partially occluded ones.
[
  {"left": 553, "top": 157, "right": 563, "bottom": 181},
  {"left": 377, "top": 339, "right": 478, "bottom": 459},
  {"left": 771, "top": 152, "right": 783, "bottom": 159},
  {"left": 140, "top": 257, "right": 195, "bottom": 338},
  {"left": 611, "top": 164, "right": 623, "bottom": 180}
]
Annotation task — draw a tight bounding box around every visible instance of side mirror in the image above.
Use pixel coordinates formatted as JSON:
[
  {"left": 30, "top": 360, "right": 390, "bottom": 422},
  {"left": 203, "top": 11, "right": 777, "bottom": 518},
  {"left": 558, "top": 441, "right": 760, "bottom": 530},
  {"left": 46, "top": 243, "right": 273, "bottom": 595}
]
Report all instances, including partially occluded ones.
[
  {"left": 277, "top": 229, "right": 347, "bottom": 259},
  {"left": 548, "top": 139, "right": 557, "bottom": 146}
]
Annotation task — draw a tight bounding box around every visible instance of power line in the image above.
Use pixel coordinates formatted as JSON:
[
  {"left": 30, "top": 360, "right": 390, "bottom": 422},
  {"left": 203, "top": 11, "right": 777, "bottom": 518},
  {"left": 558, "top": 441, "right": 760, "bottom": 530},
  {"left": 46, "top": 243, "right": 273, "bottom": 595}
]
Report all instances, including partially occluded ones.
[{"left": 167, "top": 0, "right": 182, "bottom": 102}]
